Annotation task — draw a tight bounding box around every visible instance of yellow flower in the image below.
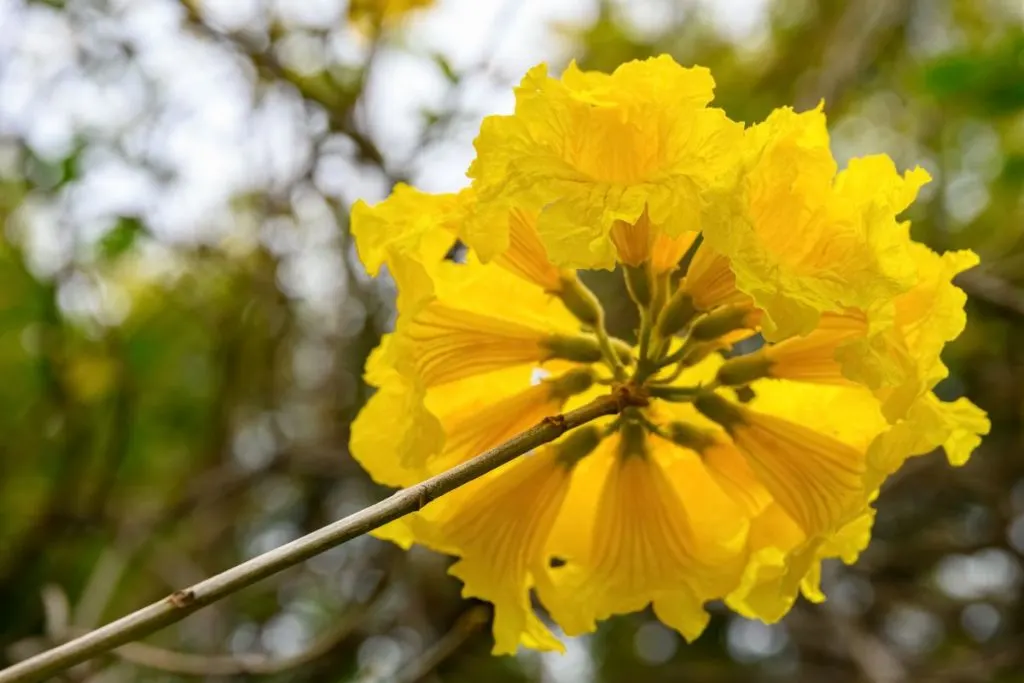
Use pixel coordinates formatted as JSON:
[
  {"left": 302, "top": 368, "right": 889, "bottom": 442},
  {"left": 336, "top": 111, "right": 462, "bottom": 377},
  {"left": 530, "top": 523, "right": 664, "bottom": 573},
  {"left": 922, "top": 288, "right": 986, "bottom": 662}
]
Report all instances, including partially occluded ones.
[
  {"left": 350, "top": 185, "right": 462, "bottom": 277},
  {"left": 352, "top": 187, "right": 600, "bottom": 316},
  {"left": 714, "top": 243, "right": 990, "bottom": 473},
  {"left": 468, "top": 56, "right": 743, "bottom": 270},
  {"left": 400, "top": 435, "right": 592, "bottom": 654},
  {"left": 349, "top": 56, "right": 987, "bottom": 653},
  {"left": 351, "top": 253, "right": 614, "bottom": 487},
  {"left": 702, "top": 106, "right": 930, "bottom": 341},
  {"left": 538, "top": 425, "right": 748, "bottom": 641},
  {"left": 348, "top": 0, "right": 434, "bottom": 33},
  {"left": 705, "top": 381, "right": 887, "bottom": 621}
]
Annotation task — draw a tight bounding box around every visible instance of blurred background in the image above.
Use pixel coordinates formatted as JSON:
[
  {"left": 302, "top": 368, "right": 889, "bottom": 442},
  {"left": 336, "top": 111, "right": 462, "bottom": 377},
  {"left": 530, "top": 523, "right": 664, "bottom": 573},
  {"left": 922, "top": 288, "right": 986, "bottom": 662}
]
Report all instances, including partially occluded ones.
[{"left": 2, "top": 0, "right": 1024, "bottom": 681}]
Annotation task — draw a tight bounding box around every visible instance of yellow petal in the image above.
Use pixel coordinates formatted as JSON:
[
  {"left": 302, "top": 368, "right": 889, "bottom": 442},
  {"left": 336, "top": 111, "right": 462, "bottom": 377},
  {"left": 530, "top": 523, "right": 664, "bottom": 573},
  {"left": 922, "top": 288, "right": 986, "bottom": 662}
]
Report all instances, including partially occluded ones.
[
  {"left": 866, "top": 393, "right": 990, "bottom": 490},
  {"left": 799, "top": 509, "right": 876, "bottom": 603},
  {"left": 493, "top": 208, "right": 563, "bottom": 291},
  {"left": 838, "top": 245, "right": 979, "bottom": 421},
  {"left": 540, "top": 433, "right": 746, "bottom": 641},
  {"left": 406, "top": 303, "right": 555, "bottom": 387},
  {"left": 726, "top": 503, "right": 818, "bottom": 623},
  {"left": 349, "top": 374, "right": 445, "bottom": 488},
  {"left": 701, "top": 441, "right": 774, "bottom": 518},
  {"left": 760, "top": 313, "right": 867, "bottom": 385},
  {"left": 609, "top": 206, "right": 655, "bottom": 267},
  {"left": 387, "top": 256, "right": 581, "bottom": 388},
  {"left": 652, "top": 228, "right": 699, "bottom": 275},
  {"left": 609, "top": 206, "right": 698, "bottom": 273},
  {"left": 696, "top": 392, "right": 867, "bottom": 537},
  {"left": 683, "top": 241, "right": 749, "bottom": 310},
  {"left": 703, "top": 106, "right": 927, "bottom": 340},
  {"left": 350, "top": 184, "right": 459, "bottom": 276},
  {"left": 469, "top": 57, "right": 743, "bottom": 270},
  {"left": 425, "top": 368, "right": 593, "bottom": 474},
  {"left": 407, "top": 445, "right": 575, "bottom": 655}
]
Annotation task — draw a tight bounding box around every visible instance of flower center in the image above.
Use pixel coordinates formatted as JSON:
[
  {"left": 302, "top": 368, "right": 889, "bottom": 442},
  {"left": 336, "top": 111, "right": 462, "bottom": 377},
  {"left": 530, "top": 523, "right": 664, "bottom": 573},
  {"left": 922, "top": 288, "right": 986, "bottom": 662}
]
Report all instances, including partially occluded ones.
[{"left": 546, "top": 235, "right": 764, "bottom": 451}]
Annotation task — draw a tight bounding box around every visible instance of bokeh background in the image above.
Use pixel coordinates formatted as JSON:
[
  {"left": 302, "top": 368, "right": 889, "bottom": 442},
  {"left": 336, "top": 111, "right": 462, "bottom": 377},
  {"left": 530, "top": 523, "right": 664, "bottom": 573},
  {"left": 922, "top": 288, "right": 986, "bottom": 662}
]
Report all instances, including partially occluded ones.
[{"left": 2, "top": 0, "right": 1024, "bottom": 681}]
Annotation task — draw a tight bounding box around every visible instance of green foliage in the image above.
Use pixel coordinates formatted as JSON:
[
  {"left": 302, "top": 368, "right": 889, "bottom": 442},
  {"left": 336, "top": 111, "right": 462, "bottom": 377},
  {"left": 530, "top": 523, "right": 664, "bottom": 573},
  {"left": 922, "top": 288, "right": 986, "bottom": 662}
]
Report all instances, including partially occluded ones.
[{"left": 922, "top": 31, "right": 1024, "bottom": 114}]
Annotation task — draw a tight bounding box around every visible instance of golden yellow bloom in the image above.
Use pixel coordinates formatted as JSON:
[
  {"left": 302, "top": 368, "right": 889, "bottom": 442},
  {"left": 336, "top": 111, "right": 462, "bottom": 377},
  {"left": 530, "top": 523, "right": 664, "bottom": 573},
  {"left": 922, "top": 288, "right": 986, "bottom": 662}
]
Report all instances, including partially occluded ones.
[
  {"left": 350, "top": 184, "right": 461, "bottom": 277},
  {"left": 348, "top": 0, "right": 434, "bottom": 33},
  {"left": 703, "top": 106, "right": 930, "bottom": 341},
  {"left": 468, "top": 56, "right": 743, "bottom": 270},
  {"left": 538, "top": 427, "right": 747, "bottom": 641},
  {"left": 349, "top": 55, "right": 988, "bottom": 654},
  {"left": 402, "top": 437, "right": 586, "bottom": 654}
]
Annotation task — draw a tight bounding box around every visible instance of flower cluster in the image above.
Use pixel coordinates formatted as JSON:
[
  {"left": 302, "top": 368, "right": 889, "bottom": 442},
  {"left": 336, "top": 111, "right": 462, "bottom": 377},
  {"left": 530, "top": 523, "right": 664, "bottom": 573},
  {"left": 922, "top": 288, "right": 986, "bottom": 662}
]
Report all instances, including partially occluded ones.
[{"left": 349, "top": 56, "right": 989, "bottom": 654}]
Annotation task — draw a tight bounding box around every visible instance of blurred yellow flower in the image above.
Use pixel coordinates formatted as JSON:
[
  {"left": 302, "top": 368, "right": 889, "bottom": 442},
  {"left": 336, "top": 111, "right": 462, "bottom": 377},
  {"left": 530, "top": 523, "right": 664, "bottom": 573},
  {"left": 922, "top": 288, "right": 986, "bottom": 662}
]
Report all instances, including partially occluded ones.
[
  {"left": 347, "top": 0, "right": 434, "bottom": 33},
  {"left": 349, "top": 55, "right": 988, "bottom": 654}
]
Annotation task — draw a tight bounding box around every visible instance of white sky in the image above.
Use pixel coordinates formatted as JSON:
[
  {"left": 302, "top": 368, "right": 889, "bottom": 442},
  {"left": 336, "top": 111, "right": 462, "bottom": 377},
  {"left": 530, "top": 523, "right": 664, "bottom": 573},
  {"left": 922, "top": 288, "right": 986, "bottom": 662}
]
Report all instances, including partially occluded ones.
[{"left": 0, "top": 0, "right": 771, "bottom": 253}]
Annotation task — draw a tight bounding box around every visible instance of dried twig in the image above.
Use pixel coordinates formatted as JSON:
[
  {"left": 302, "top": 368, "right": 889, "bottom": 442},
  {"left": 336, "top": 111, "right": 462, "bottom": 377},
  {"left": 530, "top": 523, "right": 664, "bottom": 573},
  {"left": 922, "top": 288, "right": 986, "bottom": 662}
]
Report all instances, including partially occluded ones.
[{"left": 394, "top": 607, "right": 490, "bottom": 683}]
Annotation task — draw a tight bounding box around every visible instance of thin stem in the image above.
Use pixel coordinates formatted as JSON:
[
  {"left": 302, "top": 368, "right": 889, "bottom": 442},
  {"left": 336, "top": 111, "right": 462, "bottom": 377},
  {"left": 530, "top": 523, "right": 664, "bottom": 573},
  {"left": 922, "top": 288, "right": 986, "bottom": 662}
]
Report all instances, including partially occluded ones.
[
  {"left": 594, "top": 312, "right": 628, "bottom": 381},
  {"left": 651, "top": 357, "right": 688, "bottom": 386},
  {"left": 0, "top": 390, "right": 646, "bottom": 683},
  {"left": 630, "top": 310, "right": 661, "bottom": 385},
  {"left": 646, "top": 384, "right": 702, "bottom": 402},
  {"left": 636, "top": 310, "right": 652, "bottom": 367},
  {"left": 656, "top": 344, "right": 688, "bottom": 371},
  {"left": 81, "top": 580, "right": 388, "bottom": 677},
  {"left": 394, "top": 606, "right": 490, "bottom": 683}
]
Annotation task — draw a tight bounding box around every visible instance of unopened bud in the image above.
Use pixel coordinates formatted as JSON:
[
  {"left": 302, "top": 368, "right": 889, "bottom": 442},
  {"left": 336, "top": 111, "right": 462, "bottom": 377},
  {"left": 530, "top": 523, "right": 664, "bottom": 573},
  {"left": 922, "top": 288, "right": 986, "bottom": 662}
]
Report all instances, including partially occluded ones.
[{"left": 543, "top": 335, "right": 604, "bottom": 364}]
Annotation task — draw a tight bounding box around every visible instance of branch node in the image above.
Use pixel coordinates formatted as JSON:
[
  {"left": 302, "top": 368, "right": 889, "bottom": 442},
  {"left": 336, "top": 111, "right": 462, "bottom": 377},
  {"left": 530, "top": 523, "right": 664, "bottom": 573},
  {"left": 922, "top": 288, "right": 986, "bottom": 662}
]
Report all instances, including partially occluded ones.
[
  {"left": 542, "top": 414, "right": 567, "bottom": 432},
  {"left": 417, "top": 489, "right": 431, "bottom": 510},
  {"left": 167, "top": 590, "right": 196, "bottom": 609},
  {"left": 614, "top": 382, "right": 650, "bottom": 410}
]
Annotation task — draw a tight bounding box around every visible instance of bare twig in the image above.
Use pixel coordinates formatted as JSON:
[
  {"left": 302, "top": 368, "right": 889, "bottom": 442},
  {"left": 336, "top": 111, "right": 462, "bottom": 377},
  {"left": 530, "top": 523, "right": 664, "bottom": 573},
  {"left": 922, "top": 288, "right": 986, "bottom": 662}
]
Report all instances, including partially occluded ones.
[
  {"left": 0, "top": 389, "right": 644, "bottom": 683},
  {"left": 104, "top": 581, "right": 388, "bottom": 677},
  {"left": 14, "top": 580, "right": 388, "bottom": 680},
  {"left": 394, "top": 607, "right": 490, "bottom": 683},
  {"left": 828, "top": 611, "right": 906, "bottom": 683}
]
